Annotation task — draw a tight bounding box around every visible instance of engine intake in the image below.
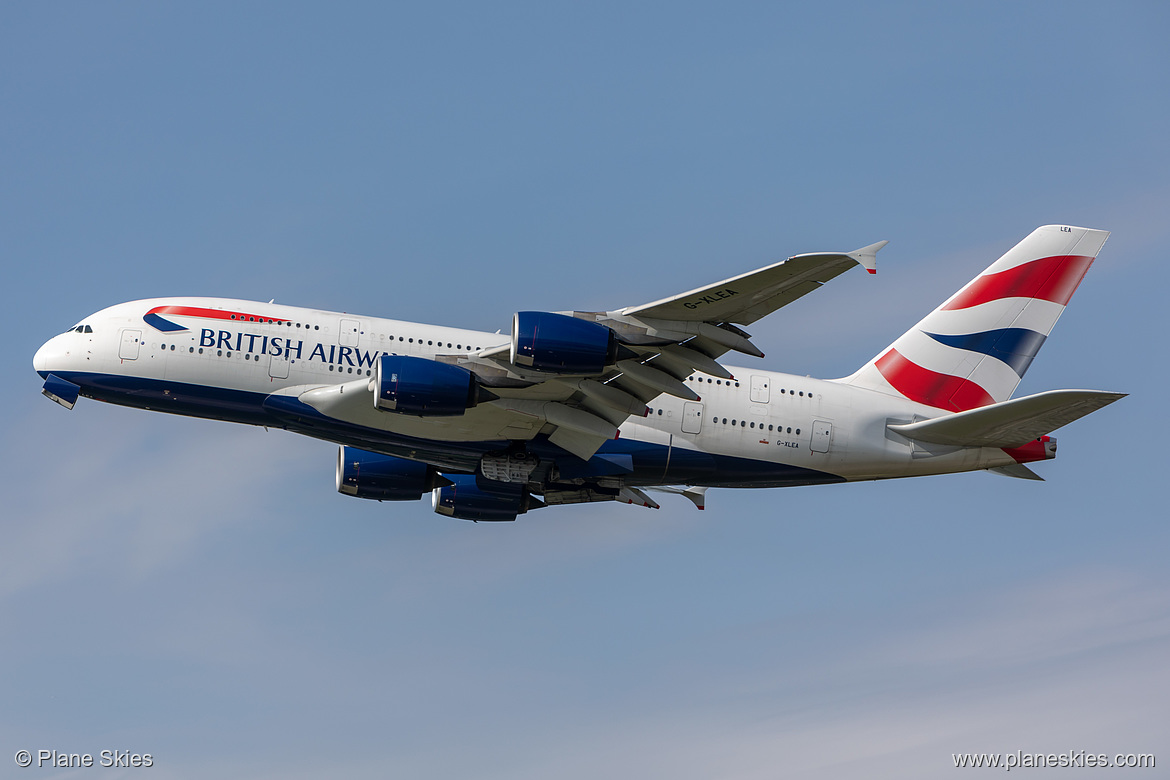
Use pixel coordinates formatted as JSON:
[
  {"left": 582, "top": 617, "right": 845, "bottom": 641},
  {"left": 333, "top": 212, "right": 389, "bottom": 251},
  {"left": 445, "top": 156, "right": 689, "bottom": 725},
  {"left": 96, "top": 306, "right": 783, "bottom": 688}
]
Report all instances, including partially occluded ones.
[
  {"left": 431, "top": 474, "right": 543, "bottom": 522},
  {"left": 375, "top": 354, "right": 490, "bottom": 416},
  {"left": 510, "top": 311, "right": 618, "bottom": 374},
  {"left": 336, "top": 446, "right": 450, "bottom": 501}
]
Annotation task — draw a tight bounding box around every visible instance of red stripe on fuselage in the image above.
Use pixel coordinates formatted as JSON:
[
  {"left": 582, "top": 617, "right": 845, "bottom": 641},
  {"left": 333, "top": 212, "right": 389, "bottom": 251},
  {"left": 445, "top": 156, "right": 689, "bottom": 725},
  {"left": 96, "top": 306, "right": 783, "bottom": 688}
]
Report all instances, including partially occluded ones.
[
  {"left": 875, "top": 348, "right": 995, "bottom": 411},
  {"left": 942, "top": 255, "right": 1094, "bottom": 311},
  {"left": 146, "top": 305, "right": 290, "bottom": 324}
]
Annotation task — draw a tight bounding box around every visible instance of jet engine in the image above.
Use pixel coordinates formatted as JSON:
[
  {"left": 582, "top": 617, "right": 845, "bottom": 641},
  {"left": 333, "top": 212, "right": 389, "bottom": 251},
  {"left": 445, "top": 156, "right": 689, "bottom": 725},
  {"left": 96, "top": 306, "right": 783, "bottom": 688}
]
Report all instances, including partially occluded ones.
[
  {"left": 431, "top": 474, "right": 544, "bottom": 522},
  {"left": 336, "top": 446, "right": 451, "bottom": 501},
  {"left": 374, "top": 354, "right": 492, "bottom": 416},
  {"left": 510, "top": 311, "right": 618, "bottom": 374}
]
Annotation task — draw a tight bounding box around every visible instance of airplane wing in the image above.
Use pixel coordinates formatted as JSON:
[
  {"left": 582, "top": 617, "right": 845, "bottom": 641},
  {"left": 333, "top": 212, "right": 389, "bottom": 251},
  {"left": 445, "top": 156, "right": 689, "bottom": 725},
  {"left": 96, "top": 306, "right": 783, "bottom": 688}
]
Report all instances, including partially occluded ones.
[
  {"left": 443, "top": 241, "right": 886, "bottom": 459},
  {"left": 285, "top": 240, "right": 885, "bottom": 462},
  {"left": 620, "top": 241, "right": 887, "bottom": 326}
]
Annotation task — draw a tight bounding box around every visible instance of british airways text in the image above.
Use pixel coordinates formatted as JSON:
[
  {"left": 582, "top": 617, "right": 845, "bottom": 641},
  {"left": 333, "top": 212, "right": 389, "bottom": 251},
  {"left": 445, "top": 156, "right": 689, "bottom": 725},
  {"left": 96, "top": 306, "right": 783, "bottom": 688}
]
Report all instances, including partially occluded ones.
[{"left": 198, "top": 329, "right": 384, "bottom": 367}]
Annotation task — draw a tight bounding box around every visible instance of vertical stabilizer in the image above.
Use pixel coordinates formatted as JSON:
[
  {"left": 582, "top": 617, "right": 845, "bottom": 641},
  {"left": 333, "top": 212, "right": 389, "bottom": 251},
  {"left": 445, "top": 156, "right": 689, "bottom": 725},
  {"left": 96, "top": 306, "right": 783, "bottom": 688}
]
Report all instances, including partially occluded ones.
[{"left": 841, "top": 225, "right": 1109, "bottom": 411}]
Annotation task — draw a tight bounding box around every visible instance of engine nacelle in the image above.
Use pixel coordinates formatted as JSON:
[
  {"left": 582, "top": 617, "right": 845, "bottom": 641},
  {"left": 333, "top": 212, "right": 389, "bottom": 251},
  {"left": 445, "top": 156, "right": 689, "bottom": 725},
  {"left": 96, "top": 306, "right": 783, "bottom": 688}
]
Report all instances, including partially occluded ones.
[
  {"left": 431, "top": 474, "right": 542, "bottom": 522},
  {"left": 510, "top": 311, "right": 618, "bottom": 374},
  {"left": 375, "top": 354, "right": 485, "bottom": 416},
  {"left": 336, "top": 446, "right": 450, "bottom": 501}
]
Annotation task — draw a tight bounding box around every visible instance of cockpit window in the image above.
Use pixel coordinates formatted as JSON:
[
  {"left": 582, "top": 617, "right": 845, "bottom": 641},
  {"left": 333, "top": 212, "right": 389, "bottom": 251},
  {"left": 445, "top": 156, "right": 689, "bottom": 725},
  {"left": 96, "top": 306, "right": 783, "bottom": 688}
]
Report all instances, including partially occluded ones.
[
  {"left": 84, "top": 325, "right": 93, "bottom": 333},
  {"left": 66, "top": 325, "right": 94, "bottom": 334}
]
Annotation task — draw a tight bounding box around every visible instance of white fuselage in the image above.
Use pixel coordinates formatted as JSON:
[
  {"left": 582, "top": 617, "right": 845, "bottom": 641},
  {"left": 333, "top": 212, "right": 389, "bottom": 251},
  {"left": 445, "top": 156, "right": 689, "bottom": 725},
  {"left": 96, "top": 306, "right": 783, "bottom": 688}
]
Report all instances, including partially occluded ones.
[{"left": 33, "top": 296, "right": 1027, "bottom": 487}]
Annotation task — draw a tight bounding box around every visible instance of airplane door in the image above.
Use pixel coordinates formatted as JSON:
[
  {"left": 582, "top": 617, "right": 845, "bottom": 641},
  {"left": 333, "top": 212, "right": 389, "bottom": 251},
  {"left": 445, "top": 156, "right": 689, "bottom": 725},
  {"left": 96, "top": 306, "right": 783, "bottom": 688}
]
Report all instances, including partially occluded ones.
[
  {"left": 119, "top": 329, "right": 142, "bottom": 360},
  {"left": 339, "top": 319, "right": 360, "bottom": 347},
  {"left": 682, "top": 402, "right": 703, "bottom": 434},
  {"left": 269, "top": 354, "right": 290, "bottom": 379},
  {"left": 750, "top": 375, "right": 770, "bottom": 403},
  {"left": 811, "top": 420, "right": 833, "bottom": 453}
]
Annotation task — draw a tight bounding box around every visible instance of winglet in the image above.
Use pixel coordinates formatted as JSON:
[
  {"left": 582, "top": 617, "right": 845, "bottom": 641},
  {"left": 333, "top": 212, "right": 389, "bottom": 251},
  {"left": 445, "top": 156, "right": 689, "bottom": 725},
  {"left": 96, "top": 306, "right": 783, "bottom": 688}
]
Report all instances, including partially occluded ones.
[{"left": 849, "top": 240, "right": 887, "bottom": 275}]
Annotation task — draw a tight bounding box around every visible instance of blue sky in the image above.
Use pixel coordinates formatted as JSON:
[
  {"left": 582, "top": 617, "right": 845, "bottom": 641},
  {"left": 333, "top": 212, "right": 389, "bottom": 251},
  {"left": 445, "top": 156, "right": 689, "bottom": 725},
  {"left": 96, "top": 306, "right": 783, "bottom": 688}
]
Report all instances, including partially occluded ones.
[{"left": 3, "top": 3, "right": 1168, "bottom": 777}]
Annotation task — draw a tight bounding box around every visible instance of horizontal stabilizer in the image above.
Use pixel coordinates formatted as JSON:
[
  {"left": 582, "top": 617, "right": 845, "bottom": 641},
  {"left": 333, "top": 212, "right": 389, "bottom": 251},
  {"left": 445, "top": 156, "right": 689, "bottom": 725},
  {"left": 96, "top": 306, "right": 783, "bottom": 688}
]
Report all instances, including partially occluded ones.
[
  {"left": 889, "top": 389, "right": 1126, "bottom": 448},
  {"left": 988, "top": 463, "right": 1045, "bottom": 481}
]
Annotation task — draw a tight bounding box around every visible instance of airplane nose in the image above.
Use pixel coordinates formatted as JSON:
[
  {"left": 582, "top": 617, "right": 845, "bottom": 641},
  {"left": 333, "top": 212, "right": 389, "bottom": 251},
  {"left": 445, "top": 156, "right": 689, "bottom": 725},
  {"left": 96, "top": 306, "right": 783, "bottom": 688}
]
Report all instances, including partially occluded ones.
[
  {"left": 33, "top": 341, "right": 49, "bottom": 377},
  {"left": 33, "top": 335, "right": 64, "bottom": 378}
]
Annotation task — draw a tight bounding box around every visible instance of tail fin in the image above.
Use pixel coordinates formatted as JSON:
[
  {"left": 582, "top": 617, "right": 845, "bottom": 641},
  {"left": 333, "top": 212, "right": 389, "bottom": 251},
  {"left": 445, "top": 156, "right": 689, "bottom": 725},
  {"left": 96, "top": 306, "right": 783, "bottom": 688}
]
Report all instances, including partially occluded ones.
[{"left": 841, "top": 225, "right": 1109, "bottom": 411}]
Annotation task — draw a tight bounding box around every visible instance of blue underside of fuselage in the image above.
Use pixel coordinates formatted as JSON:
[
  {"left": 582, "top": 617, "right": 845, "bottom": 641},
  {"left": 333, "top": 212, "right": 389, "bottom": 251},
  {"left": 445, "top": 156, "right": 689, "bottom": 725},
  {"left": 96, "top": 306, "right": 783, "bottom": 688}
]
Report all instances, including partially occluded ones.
[{"left": 40, "top": 370, "right": 845, "bottom": 489}]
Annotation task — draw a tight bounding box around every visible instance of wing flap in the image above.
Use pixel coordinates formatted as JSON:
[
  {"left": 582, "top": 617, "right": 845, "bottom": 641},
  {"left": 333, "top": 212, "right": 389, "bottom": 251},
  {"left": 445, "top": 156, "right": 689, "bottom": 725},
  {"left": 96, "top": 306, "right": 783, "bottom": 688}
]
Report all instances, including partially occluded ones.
[
  {"left": 889, "top": 389, "right": 1126, "bottom": 448},
  {"left": 548, "top": 427, "right": 611, "bottom": 461}
]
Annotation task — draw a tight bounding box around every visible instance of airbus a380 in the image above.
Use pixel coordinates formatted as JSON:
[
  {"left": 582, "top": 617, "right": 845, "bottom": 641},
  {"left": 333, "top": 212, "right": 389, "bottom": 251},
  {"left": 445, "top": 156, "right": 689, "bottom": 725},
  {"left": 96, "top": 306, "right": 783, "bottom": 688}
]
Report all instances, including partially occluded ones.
[{"left": 33, "top": 225, "right": 1124, "bottom": 521}]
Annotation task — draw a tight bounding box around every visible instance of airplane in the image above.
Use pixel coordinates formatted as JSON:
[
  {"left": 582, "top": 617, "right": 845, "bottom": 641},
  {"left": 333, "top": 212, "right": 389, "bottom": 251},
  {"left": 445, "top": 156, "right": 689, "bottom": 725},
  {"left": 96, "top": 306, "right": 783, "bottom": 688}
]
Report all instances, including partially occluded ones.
[{"left": 33, "top": 225, "right": 1125, "bottom": 521}]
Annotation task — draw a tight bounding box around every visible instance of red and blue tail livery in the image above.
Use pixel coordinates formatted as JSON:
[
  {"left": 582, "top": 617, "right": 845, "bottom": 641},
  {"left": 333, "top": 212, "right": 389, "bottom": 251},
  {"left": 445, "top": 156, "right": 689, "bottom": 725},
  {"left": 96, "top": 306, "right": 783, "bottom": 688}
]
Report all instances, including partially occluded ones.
[
  {"left": 846, "top": 225, "right": 1109, "bottom": 413},
  {"left": 33, "top": 225, "right": 1124, "bottom": 520}
]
